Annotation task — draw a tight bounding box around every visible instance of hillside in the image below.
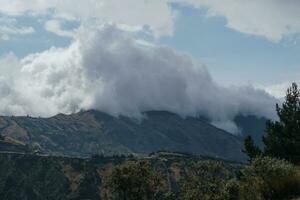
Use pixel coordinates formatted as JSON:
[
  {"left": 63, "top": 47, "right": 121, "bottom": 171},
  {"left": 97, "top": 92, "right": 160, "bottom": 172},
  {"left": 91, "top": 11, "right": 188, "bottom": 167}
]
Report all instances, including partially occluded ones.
[
  {"left": 0, "top": 110, "right": 246, "bottom": 161},
  {"left": 0, "top": 152, "right": 241, "bottom": 200},
  {"left": 0, "top": 137, "right": 29, "bottom": 153}
]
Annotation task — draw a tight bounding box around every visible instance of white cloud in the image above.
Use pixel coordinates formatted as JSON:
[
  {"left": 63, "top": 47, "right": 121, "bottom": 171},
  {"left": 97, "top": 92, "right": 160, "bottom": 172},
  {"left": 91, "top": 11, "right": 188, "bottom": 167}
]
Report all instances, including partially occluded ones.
[
  {"left": 1, "top": 0, "right": 300, "bottom": 41},
  {"left": 0, "top": 16, "right": 35, "bottom": 41},
  {"left": 0, "top": 0, "right": 177, "bottom": 38},
  {"left": 256, "top": 81, "right": 300, "bottom": 99},
  {"left": 0, "top": 25, "right": 35, "bottom": 35},
  {"left": 174, "top": 0, "right": 300, "bottom": 42},
  {"left": 45, "top": 20, "right": 74, "bottom": 37},
  {"left": 0, "top": 24, "right": 277, "bottom": 133}
]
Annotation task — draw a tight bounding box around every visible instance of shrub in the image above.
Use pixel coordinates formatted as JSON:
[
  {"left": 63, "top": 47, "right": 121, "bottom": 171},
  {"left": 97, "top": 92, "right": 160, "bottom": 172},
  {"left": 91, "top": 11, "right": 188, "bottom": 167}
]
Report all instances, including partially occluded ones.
[
  {"left": 104, "top": 161, "right": 163, "bottom": 200},
  {"left": 239, "top": 157, "right": 300, "bottom": 200},
  {"left": 223, "top": 179, "right": 240, "bottom": 200},
  {"left": 178, "top": 161, "right": 231, "bottom": 200}
]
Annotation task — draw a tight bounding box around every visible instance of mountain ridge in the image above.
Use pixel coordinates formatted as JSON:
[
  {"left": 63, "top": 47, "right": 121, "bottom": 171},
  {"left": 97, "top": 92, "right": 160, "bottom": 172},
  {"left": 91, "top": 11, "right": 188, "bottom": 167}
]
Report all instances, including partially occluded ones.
[{"left": 0, "top": 110, "right": 246, "bottom": 161}]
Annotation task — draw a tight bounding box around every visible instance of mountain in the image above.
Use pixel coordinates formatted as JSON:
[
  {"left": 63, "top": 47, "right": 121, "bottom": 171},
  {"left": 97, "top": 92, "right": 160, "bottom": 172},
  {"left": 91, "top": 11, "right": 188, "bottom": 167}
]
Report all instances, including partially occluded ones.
[
  {"left": 0, "top": 110, "right": 246, "bottom": 161},
  {"left": 235, "top": 115, "right": 268, "bottom": 146}
]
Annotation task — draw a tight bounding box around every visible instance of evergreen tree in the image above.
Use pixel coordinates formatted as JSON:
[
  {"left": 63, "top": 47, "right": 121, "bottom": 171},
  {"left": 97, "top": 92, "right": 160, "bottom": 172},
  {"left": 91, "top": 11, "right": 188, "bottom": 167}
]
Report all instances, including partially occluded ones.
[
  {"left": 243, "top": 136, "right": 262, "bottom": 161},
  {"left": 263, "top": 83, "right": 300, "bottom": 164}
]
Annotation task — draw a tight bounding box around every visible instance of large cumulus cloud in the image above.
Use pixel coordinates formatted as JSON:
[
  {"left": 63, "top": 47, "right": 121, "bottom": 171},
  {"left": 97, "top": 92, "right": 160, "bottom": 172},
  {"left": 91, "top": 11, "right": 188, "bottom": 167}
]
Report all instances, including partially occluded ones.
[{"left": 0, "top": 24, "right": 277, "bottom": 132}]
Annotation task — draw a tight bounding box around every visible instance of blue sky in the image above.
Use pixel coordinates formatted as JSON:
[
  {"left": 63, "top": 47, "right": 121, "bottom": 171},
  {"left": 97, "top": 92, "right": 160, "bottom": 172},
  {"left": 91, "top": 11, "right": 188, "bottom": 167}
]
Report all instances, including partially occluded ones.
[{"left": 159, "top": 5, "right": 300, "bottom": 86}]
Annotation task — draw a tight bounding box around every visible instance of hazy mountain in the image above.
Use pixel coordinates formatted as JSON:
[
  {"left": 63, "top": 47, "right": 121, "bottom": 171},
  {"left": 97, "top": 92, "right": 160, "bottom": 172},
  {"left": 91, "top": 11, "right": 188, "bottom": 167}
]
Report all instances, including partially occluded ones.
[
  {"left": 235, "top": 115, "right": 268, "bottom": 146},
  {"left": 0, "top": 110, "right": 246, "bottom": 161}
]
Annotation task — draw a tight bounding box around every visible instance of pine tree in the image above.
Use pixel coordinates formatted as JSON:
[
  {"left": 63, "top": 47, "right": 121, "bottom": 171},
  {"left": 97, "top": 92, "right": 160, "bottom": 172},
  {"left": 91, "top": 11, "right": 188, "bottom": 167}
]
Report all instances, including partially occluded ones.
[
  {"left": 243, "top": 136, "right": 262, "bottom": 161},
  {"left": 263, "top": 83, "right": 300, "bottom": 164}
]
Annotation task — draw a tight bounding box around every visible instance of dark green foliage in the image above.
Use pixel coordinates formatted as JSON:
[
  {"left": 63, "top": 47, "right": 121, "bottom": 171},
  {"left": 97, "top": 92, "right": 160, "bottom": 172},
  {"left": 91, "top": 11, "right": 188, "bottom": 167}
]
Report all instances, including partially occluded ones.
[
  {"left": 243, "top": 136, "right": 262, "bottom": 161},
  {"left": 223, "top": 179, "right": 240, "bottom": 200},
  {"left": 0, "top": 155, "right": 70, "bottom": 200},
  {"left": 77, "top": 167, "right": 102, "bottom": 200},
  {"left": 178, "top": 161, "right": 232, "bottom": 200},
  {"left": 243, "top": 83, "right": 300, "bottom": 164},
  {"left": 237, "top": 157, "right": 300, "bottom": 200},
  {"left": 1, "top": 152, "right": 299, "bottom": 200},
  {"left": 263, "top": 83, "right": 300, "bottom": 164},
  {"left": 0, "top": 134, "right": 4, "bottom": 140},
  {"left": 104, "top": 161, "right": 163, "bottom": 200}
]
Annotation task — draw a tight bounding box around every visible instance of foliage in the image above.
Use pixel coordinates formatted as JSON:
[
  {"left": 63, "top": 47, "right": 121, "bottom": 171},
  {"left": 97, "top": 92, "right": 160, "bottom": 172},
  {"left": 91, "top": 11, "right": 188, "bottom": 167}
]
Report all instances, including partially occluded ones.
[
  {"left": 104, "top": 161, "right": 163, "bottom": 200},
  {"left": 238, "top": 157, "right": 300, "bottom": 200},
  {"left": 178, "top": 161, "right": 231, "bottom": 200},
  {"left": 243, "top": 136, "right": 262, "bottom": 161},
  {"left": 223, "top": 179, "right": 240, "bottom": 200},
  {"left": 242, "top": 83, "right": 300, "bottom": 164},
  {"left": 263, "top": 83, "right": 300, "bottom": 164},
  {"left": 0, "top": 134, "right": 4, "bottom": 141},
  {"left": 1, "top": 149, "right": 300, "bottom": 200}
]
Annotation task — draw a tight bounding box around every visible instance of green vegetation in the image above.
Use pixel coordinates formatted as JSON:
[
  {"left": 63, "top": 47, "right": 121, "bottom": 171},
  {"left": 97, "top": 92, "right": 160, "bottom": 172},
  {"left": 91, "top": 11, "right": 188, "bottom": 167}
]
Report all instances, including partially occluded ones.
[
  {"left": 243, "top": 83, "right": 300, "bottom": 164},
  {"left": 239, "top": 83, "right": 300, "bottom": 200},
  {"left": 243, "top": 135, "right": 262, "bottom": 161},
  {"left": 233, "top": 157, "right": 300, "bottom": 200},
  {"left": 104, "top": 161, "right": 163, "bottom": 200},
  {"left": 263, "top": 83, "right": 300, "bottom": 164},
  {"left": 178, "top": 161, "right": 232, "bottom": 200},
  {"left": 1, "top": 151, "right": 300, "bottom": 199},
  {"left": 0, "top": 152, "right": 241, "bottom": 200}
]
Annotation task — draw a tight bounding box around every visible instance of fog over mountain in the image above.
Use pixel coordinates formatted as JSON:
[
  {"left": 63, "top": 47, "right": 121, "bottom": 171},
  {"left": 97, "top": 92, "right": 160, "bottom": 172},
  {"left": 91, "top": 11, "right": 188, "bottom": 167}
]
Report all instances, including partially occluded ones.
[{"left": 0, "top": 24, "right": 277, "bottom": 132}]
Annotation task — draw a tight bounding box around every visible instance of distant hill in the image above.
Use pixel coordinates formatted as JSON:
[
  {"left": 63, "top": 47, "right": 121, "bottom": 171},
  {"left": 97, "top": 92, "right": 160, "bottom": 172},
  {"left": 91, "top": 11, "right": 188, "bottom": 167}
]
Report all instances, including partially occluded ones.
[{"left": 0, "top": 110, "right": 246, "bottom": 161}]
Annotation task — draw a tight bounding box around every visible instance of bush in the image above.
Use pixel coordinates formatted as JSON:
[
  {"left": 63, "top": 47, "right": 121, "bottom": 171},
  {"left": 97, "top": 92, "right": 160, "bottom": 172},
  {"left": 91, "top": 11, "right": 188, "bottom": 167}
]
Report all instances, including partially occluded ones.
[
  {"left": 238, "top": 157, "right": 300, "bottom": 200},
  {"left": 104, "top": 161, "right": 163, "bottom": 200},
  {"left": 178, "top": 161, "right": 231, "bottom": 200},
  {"left": 223, "top": 179, "right": 240, "bottom": 200},
  {"left": 239, "top": 177, "right": 268, "bottom": 200}
]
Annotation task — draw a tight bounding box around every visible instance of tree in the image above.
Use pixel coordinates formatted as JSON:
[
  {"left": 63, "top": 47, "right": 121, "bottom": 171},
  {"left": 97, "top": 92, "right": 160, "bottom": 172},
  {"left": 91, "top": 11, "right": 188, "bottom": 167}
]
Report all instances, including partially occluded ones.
[
  {"left": 263, "top": 83, "right": 300, "bottom": 164},
  {"left": 178, "top": 161, "right": 230, "bottom": 200},
  {"left": 104, "top": 161, "right": 163, "bottom": 200},
  {"left": 243, "top": 136, "right": 262, "bottom": 161}
]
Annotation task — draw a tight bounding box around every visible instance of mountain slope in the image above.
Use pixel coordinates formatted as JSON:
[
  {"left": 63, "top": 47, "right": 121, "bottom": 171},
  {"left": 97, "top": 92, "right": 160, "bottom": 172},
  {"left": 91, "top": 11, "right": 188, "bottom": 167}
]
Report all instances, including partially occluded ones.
[
  {"left": 235, "top": 115, "right": 267, "bottom": 146},
  {"left": 0, "top": 110, "right": 245, "bottom": 161}
]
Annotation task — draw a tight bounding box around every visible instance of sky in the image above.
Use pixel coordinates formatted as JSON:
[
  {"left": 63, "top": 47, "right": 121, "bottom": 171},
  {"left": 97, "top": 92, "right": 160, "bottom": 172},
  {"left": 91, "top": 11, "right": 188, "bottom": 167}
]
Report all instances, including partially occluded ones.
[{"left": 0, "top": 0, "right": 299, "bottom": 132}]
